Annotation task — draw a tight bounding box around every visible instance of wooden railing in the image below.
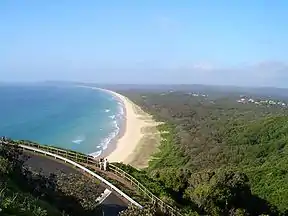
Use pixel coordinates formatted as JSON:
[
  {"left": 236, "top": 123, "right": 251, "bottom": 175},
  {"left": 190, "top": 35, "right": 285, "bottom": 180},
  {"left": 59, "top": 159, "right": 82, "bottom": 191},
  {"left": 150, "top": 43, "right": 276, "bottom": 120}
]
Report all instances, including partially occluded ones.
[
  {"left": 2, "top": 140, "right": 181, "bottom": 216},
  {"left": 9, "top": 142, "right": 142, "bottom": 208},
  {"left": 108, "top": 164, "right": 181, "bottom": 216}
]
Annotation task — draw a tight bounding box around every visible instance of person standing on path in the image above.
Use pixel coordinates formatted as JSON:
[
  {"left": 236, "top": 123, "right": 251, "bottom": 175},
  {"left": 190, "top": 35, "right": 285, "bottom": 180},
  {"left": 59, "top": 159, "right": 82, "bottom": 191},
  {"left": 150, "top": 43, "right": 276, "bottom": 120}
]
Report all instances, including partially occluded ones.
[
  {"left": 99, "top": 158, "right": 103, "bottom": 170},
  {"left": 103, "top": 158, "right": 109, "bottom": 171}
]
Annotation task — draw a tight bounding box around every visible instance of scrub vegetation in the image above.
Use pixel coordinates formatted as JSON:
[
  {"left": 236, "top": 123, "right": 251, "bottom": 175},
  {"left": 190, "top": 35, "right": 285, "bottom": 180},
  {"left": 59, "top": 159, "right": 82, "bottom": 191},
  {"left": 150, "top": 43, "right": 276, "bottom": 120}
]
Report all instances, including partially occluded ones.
[
  {"left": 0, "top": 142, "right": 104, "bottom": 216},
  {"left": 116, "top": 90, "right": 288, "bottom": 215}
]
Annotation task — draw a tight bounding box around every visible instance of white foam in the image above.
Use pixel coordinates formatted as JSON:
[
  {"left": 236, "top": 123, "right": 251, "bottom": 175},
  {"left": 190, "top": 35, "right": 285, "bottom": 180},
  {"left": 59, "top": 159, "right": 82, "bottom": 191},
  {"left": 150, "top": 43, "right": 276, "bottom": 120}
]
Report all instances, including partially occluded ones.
[
  {"left": 89, "top": 150, "right": 102, "bottom": 158},
  {"left": 72, "top": 135, "right": 85, "bottom": 144},
  {"left": 72, "top": 139, "right": 82, "bottom": 144},
  {"left": 88, "top": 118, "right": 121, "bottom": 158},
  {"left": 119, "top": 106, "right": 124, "bottom": 115},
  {"left": 89, "top": 93, "right": 125, "bottom": 158},
  {"left": 109, "top": 96, "right": 116, "bottom": 101},
  {"left": 99, "top": 119, "right": 120, "bottom": 150},
  {"left": 109, "top": 115, "right": 116, "bottom": 119}
]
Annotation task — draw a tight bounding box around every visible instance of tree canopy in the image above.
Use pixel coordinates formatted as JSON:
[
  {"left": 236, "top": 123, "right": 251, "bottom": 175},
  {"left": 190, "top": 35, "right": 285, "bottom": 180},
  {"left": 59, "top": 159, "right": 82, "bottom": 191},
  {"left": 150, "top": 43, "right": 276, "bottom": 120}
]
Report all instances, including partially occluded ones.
[{"left": 118, "top": 90, "right": 288, "bottom": 215}]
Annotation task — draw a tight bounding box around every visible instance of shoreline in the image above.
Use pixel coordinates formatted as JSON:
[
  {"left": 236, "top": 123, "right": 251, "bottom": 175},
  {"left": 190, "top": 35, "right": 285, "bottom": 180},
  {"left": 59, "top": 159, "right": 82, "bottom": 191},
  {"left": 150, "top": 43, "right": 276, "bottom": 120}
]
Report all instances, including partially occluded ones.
[
  {"left": 95, "top": 93, "right": 127, "bottom": 160},
  {"left": 77, "top": 85, "right": 160, "bottom": 166}
]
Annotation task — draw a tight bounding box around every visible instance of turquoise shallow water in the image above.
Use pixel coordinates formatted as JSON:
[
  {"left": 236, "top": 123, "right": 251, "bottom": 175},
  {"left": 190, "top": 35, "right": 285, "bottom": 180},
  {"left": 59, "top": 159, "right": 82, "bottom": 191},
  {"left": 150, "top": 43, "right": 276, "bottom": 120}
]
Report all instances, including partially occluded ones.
[{"left": 0, "top": 85, "right": 123, "bottom": 156}]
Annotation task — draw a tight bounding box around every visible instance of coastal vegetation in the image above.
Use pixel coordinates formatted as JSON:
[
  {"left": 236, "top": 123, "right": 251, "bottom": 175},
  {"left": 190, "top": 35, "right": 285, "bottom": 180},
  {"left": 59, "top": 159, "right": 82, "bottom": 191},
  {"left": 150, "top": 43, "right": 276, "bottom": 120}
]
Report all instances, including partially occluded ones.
[
  {"left": 1, "top": 138, "right": 161, "bottom": 216},
  {"left": 0, "top": 142, "right": 105, "bottom": 216},
  {"left": 117, "top": 90, "right": 288, "bottom": 215},
  {"left": 2, "top": 88, "right": 288, "bottom": 215}
]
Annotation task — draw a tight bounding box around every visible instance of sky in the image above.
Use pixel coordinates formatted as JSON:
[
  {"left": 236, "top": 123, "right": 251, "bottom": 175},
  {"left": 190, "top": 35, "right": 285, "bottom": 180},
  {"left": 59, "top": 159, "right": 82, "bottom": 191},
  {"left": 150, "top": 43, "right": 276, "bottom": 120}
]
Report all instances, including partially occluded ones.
[{"left": 1, "top": 0, "right": 288, "bottom": 87}]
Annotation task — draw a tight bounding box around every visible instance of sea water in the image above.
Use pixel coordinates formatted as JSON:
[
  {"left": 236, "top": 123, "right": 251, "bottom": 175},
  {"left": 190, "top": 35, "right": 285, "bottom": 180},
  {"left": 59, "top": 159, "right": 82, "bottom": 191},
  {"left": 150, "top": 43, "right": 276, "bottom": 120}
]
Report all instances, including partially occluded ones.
[{"left": 0, "top": 84, "right": 124, "bottom": 157}]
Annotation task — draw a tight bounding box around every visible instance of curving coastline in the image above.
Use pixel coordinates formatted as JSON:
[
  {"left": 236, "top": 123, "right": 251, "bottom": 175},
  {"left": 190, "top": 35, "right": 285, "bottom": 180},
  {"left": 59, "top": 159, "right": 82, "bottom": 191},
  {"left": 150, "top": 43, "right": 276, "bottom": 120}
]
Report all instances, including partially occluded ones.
[{"left": 77, "top": 86, "right": 160, "bottom": 167}]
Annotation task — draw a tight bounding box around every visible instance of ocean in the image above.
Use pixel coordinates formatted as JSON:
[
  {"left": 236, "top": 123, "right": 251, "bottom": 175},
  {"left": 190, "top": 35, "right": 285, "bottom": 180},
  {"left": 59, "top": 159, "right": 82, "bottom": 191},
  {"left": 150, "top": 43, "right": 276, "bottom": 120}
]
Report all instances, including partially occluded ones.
[{"left": 0, "top": 85, "right": 124, "bottom": 157}]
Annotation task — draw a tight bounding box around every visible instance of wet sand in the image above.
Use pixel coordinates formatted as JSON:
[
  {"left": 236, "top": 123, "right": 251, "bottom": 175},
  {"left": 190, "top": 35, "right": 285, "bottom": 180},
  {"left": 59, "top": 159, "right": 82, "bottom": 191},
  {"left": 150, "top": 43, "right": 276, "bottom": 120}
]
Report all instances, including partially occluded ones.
[{"left": 78, "top": 86, "right": 161, "bottom": 169}]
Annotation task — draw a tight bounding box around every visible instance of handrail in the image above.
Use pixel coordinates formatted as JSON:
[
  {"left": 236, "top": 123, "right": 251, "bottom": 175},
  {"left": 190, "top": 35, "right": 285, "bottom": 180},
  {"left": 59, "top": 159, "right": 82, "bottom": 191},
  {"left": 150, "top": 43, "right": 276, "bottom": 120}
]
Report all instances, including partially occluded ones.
[
  {"left": 108, "top": 164, "right": 180, "bottom": 215},
  {"left": 20, "top": 144, "right": 143, "bottom": 208},
  {"left": 0, "top": 141, "right": 142, "bottom": 208},
  {"left": 109, "top": 164, "right": 155, "bottom": 199},
  {"left": 1, "top": 141, "right": 181, "bottom": 216}
]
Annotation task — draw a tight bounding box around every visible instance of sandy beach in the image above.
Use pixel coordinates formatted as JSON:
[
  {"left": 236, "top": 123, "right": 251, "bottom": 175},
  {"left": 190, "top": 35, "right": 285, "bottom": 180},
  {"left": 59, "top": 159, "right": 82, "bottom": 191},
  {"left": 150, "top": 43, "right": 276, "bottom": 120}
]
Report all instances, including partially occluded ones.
[{"left": 78, "top": 86, "right": 161, "bottom": 168}]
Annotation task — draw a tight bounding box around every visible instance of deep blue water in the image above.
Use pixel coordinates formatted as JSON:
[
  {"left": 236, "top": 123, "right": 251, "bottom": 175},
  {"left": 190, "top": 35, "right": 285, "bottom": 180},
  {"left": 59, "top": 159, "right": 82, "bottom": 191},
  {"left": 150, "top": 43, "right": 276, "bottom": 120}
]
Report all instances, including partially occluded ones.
[{"left": 0, "top": 85, "right": 123, "bottom": 156}]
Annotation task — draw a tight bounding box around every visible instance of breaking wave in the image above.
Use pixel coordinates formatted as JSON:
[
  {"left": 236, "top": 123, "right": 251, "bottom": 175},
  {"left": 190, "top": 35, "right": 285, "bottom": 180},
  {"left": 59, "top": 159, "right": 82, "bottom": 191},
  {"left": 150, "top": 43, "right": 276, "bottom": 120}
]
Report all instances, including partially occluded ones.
[
  {"left": 72, "top": 135, "right": 85, "bottom": 145},
  {"left": 89, "top": 96, "right": 125, "bottom": 158}
]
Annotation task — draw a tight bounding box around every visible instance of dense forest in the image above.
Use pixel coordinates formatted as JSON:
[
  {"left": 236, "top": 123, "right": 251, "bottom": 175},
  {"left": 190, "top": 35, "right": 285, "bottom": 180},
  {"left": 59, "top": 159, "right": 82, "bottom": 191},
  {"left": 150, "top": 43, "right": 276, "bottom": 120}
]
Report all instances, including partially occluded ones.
[{"left": 118, "top": 90, "right": 288, "bottom": 216}]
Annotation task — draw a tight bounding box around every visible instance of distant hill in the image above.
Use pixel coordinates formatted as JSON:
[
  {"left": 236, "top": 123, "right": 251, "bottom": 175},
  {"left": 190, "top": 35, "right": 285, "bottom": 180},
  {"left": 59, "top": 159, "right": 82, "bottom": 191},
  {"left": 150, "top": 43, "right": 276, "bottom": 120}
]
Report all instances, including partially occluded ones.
[{"left": 5, "top": 81, "right": 288, "bottom": 100}]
